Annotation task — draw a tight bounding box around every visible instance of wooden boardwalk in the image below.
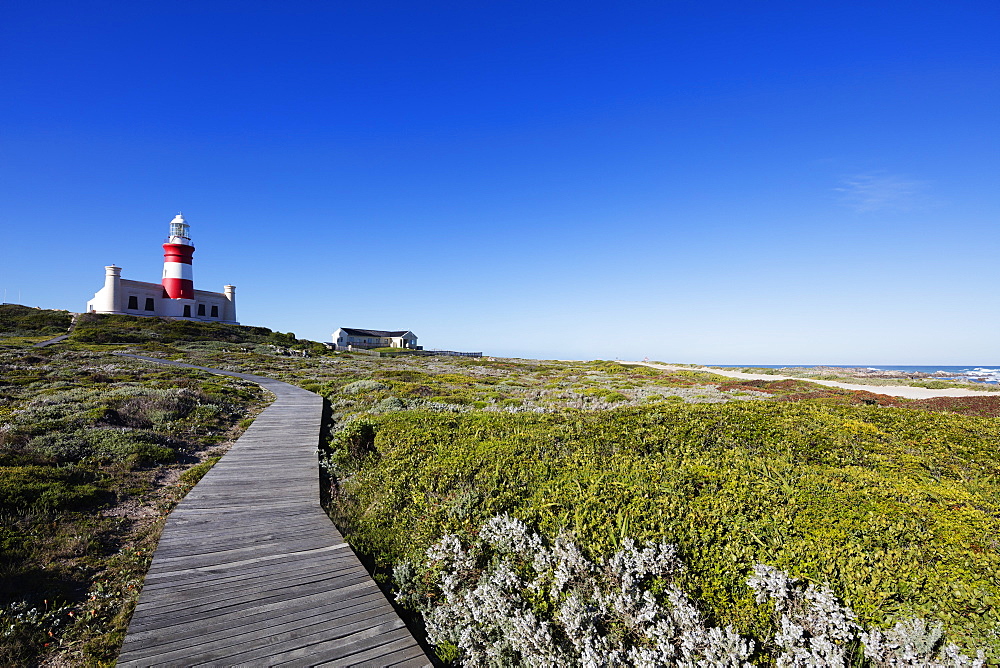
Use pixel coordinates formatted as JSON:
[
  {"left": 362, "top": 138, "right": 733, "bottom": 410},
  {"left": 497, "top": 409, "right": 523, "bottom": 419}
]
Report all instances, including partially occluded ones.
[{"left": 117, "top": 357, "right": 429, "bottom": 667}]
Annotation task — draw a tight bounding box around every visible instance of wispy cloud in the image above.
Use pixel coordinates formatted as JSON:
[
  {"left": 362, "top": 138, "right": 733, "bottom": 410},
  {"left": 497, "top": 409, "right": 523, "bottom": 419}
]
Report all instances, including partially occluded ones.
[{"left": 835, "top": 172, "right": 927, "bottom": 213}]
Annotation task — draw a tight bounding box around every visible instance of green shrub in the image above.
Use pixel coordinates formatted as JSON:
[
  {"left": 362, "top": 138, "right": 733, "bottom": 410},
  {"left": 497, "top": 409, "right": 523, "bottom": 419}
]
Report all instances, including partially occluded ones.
[
  {"left": 26, "top": 432, "right": 90, "bottom": 462},
  {"left": 69, "top": 313, "right": 302, "bottom": 346},
  {"left": 581, "top": 387, "right": 629, "bottom": 402},
  {"left": 178, "top": 456, "right": 221, "bottom": 489},
  {"left": 430, "top": 395, "right": 472, "bottom": 406},
  {"left": 377, "top": 370, "right": 434, "bottom": 383},
  {"left": 26, "top": 429, "right": 175, "bottom": 467},
  {"left": 0, "top": 466, "right": 108, "bottom": 511},
  {"left": 0, "top": 305, "right": 72, "bottom": 336},
  {"left": 374, "top": 397, "right": 406, "bottom": 412},
  {"left": 329, "top": 402, "right": 1000, "bottom": 657},
  {"left": 334, "top": 419, "right": 377, "bottom": 460},
  {"left": 91, "top": 429, "right": 175, "bottom": 466}
]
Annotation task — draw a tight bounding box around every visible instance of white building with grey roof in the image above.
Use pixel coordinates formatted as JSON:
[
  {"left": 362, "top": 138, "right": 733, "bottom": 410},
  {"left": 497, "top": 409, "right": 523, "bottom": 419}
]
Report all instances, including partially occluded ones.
[{"left": 333, "top": 327, "right": 418, "bottom": 351}]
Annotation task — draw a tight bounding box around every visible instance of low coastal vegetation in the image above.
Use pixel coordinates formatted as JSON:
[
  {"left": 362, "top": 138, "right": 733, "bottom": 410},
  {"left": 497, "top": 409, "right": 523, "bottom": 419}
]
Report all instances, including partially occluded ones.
[
  {"left": 2, "top": 307, "right": 998, "bottom": 664},
  {"left": 69, "top": 312, "right": 309, "bottom": 350},
  {"left": 0, "top": 304, "right": 72, "bottom": 343},
  {"left": 0, "top": 309, "right": 267, "bottom": 665},
  {"left": 325, "top": 402, "right": 998, "bottom": 663}
]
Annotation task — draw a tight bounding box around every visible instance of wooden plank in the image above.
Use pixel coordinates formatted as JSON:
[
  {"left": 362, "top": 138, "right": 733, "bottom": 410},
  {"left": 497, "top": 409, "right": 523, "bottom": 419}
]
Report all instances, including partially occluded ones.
[
  {"left": 144, "top": 537, "right": 340, "bottom": 569},
  {"left": 126, "top": 563, "right": 372, "bottom": 619},
  {"left": 141, "top": 544, "right": 350, "bottom": 583},
  {"left": 141, "top": 548, "right": 354, "bottom": 590},
  {"left": 125, "top": 595, "right": 392, "bottom": 665},
  {"left": 377, "top": 644, "right": 436, "bottom": 667},
  {"left": 136, "top": 558, "right": 370, "bottom": 605},
  {"left": 123, "top": 580, "right": 379, "bottom": 643},
  {"left": 205, "top": 613, "right": 408, "bottom": 665},
  {"left": 284, "top": 631, "right": 423, "bottom": 667},
  {"left": 121, "top": 591, "right": 388, "bottom": 658},
  {"left": 125, "top": 544, "right": 376, "bottom": 628},
  {"left": 116, "top": 357, "right": 429, "bottom": 667}
]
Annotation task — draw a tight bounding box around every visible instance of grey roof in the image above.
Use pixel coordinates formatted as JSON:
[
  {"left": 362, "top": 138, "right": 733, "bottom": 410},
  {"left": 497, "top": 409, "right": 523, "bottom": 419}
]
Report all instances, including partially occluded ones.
[{"left": 340, "top": 328, "right": 414, "bottom": 338}]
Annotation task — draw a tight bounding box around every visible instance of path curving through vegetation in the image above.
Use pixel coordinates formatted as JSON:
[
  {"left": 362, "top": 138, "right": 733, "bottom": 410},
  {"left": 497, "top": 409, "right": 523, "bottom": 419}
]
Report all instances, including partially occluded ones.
[{"left": 116, "top": 355, "right": 428, "bottom": 667}]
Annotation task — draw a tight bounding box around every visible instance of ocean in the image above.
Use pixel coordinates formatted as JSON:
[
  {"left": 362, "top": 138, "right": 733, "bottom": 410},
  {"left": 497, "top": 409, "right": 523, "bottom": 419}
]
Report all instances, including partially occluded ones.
[{"left": 709, "top": 365, "right": 1000, "bottom": 385}]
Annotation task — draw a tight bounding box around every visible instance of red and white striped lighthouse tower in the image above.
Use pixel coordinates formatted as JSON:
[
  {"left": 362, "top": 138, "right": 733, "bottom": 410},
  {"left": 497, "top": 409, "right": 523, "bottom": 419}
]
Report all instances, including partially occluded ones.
[{"left": 162, "top": 213, "right": 195, "bottom": 299}]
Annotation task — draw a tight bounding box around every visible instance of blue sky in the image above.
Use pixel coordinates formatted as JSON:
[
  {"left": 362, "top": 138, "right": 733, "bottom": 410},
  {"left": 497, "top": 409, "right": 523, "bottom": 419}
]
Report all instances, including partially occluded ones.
[{"left": 2, "top": 1, "right": 997, "bottom": 363}]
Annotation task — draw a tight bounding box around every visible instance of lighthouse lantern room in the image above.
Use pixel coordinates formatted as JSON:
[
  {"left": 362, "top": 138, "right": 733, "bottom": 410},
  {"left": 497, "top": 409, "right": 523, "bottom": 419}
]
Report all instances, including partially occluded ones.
[
  {"left": 86, "top": 214, "right": 238, "bottom": 324},
  {"left": 169, "top": 214, "right": 190, "bottom": 242}
]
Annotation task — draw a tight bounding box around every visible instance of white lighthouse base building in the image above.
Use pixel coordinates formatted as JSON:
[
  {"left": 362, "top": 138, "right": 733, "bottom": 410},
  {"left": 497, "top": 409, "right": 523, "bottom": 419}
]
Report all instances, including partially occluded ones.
[
  {"left": 85, "top": 214, "right": 238, "bottom": 324},
  {"left": 86, "top": 266, "right": 237, "bottom": 323}
]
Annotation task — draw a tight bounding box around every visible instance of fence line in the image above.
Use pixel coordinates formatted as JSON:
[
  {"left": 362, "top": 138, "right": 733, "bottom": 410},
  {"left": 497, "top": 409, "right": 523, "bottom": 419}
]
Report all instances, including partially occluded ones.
[
  {"left": 338, "top": 346, "right": 482, "bottom": 358},
  {"left": 424, "top": 350, "right": 483, "bottom": 357}
]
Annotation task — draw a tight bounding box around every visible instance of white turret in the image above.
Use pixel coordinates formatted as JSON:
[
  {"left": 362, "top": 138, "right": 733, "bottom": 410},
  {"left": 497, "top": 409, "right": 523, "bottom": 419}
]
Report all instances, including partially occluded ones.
[
  {"left": 223, "top": 285, "right": 237, "bottom": 323},
  {"left": 86, "top": 265, "right": 123, "bottom": 313}
]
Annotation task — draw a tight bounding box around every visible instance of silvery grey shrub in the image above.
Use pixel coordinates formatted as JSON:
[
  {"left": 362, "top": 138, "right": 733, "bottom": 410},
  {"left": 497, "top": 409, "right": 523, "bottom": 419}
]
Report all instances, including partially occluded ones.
[
  {"left": 395, "top": 514, "right": 984, "bottom": 667},
  {"left": 340, "top": 380, "right": 389, "bottom": 394}
]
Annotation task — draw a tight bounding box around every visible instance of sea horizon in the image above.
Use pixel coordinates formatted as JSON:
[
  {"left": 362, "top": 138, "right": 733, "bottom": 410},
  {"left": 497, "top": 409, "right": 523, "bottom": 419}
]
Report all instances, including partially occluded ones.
[{"left": 709, "top": 364, "right": 1000, "bottom": 384}]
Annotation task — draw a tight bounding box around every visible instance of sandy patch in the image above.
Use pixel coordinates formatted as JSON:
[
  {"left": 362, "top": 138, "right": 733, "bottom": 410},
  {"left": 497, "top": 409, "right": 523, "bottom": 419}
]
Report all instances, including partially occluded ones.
[{"left": 624, "top": 362, "right": 995, "bottom": 400}]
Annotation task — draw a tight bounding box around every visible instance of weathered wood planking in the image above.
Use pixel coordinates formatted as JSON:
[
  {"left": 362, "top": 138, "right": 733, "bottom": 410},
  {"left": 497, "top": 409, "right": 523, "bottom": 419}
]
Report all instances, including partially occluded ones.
[{"left": 117, "top": 356, "right": 429, "bottom": 667}]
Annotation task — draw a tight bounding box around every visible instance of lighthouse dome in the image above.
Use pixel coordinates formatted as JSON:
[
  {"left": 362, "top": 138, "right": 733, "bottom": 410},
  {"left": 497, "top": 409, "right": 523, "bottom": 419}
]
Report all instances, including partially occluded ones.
[{"left": 168, "top": 213, "right": 191, "bottom": 244}]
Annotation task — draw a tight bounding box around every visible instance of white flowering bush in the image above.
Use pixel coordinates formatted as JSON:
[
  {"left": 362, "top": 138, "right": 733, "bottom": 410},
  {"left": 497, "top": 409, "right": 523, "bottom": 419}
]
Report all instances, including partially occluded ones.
[
  {"left": 747, "top": 565, "right": 984, "bottom": 667},
  {"left": 396, "top": 515, "right": 985, "bottom": 667},
  {"left": 397, "top": 514, "right": 753, "bottom": 666}
]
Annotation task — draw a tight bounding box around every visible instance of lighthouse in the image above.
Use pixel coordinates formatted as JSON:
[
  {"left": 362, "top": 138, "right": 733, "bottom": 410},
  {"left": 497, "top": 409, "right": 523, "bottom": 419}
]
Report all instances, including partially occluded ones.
[
  {"left": 86, "top": 213, "right": 238, "bottom": 324},
  {"left": 162, "top": 213, "right": 195, "bottom": 299}
]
